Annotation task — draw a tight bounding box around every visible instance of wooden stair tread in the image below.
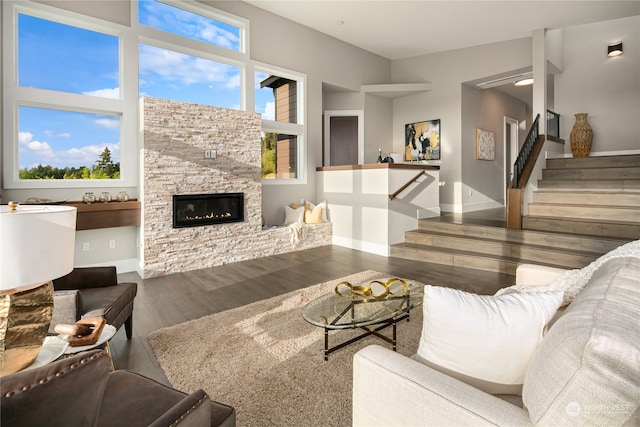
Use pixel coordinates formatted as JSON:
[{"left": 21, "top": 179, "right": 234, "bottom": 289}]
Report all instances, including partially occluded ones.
[
  {"left": 390, "top": 242, "right": 588, "bottom": 270},
  {"left": 392, "top": 155, "right": 636, "bottom": 274},
  {"left": 406, "top": 228, "right": 617, "bottom": 255},
  {"left": 523, "top": 215, "right": 640, "bottom": 226}
]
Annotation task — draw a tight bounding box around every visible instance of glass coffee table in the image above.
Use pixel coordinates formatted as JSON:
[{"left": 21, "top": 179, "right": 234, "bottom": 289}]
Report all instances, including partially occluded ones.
[{"left": 302, "top": 277, "right": 425, "bottom": 360}]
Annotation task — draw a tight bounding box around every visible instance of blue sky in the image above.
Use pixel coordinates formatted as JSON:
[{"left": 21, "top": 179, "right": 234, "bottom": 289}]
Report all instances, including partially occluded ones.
[{"left": 17, "top": 1, "right": 274, "bottom": 170}]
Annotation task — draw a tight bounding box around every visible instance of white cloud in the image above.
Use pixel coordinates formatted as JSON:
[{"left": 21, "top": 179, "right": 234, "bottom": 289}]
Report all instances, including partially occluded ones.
[
  {"left": 262, "top": 101, "right": 275, "bottom": 121},
  {"left": 95, "top": 118, "right": 120, "bottom": 129},
  {"left": 44, "top": 130, "right": 71, "bottom": 138},
  {"left": 199, "top": 24, "right": 238, "bottom": 50},
  {"left": 139, "top": 44, "right": 239, "bottom": 88},
  {"left": 19, "top": 131, "right": 34, "bottom": 145},
  {"left": 83, "top": 87, "right": 120, "bottom": 99}
]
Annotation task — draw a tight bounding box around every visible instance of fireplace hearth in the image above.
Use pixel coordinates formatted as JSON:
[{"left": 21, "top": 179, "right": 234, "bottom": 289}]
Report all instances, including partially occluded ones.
[{"left": 173, "top": 193, "right": 244, "bottom": 228}]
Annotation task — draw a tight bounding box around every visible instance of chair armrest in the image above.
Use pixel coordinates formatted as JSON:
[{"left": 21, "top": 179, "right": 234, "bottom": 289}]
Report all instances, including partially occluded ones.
[
  {"left": 148, "top": 389, "right": 211, "bottom": 427},
  {"left": 515, "top": 264, "right": 567, "bottom": 286},
  {"left": 53, "top": 266, "right": 118, "bottom": 290},
  {"left": 353, "top": 345, "right": 532, "bottom": 427}
]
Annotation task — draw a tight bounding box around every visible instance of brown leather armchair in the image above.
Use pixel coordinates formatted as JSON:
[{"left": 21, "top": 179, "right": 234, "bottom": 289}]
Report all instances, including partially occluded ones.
[
  {"left": 1, "top": 350, "right": 236, "bottom": 427},
  {"left": 52, "top": 266, "right": 137, "bottom": 339}
]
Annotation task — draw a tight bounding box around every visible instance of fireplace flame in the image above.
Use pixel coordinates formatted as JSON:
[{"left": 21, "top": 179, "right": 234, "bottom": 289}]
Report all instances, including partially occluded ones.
[{"left": 185, "top": 211, "right": 232, "bottom": 221}]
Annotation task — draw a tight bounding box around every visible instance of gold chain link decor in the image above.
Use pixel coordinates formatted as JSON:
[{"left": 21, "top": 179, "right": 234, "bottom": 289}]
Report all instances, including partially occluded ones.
[{"left": 335, "top": 278, "right": 408, "bottom": 301}]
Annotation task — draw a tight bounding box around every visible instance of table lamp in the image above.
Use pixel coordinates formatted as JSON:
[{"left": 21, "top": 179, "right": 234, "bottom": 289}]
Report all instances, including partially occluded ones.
[{"left": 0, "top": 202, "right": 77, "bottom": 375}]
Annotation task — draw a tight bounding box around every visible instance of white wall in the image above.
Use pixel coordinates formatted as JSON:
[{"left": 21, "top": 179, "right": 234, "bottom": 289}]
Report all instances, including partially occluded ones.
[{"left": 555, "top": 15, "right": 640, "bottom": 155}]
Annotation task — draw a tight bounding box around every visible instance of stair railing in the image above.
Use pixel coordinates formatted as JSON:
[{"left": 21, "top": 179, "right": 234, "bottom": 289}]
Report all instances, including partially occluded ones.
[
  {"left": 547, "top": 110, "right": 560, "bottom": 139},
  {"left": 389, "top": 171, "right": 426, "bottom": 200},
  {"left": 512, "top": 114, "right": 540, "bottom": 189},
  {"left": 507, "top": 114, "right": 549, "bottom": 229}
]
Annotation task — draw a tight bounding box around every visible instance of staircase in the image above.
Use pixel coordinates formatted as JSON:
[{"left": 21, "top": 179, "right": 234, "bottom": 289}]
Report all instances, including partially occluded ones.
[
  {"left": 390, "top": 154, "right": 639, "bottom": 275},
  {"left": 523, "top": 155, "right": 640, "bottom": 238}
]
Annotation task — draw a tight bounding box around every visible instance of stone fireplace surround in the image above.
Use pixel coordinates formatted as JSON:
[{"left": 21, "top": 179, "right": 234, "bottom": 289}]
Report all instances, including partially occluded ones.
[{"left": 141, "top": 97, "right": 330, "bottom": 278}]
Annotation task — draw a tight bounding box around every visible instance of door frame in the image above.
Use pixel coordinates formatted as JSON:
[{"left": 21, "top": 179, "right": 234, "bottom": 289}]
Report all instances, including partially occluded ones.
[
  {"left": 323, "top": 110, "right": 364, "bottom": 166},
  {"left": 503, "top": 116, "right": 519, "bottom": 204}
]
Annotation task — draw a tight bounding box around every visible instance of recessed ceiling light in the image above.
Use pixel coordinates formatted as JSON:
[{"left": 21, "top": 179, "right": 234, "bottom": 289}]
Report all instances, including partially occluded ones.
[
  {"left": 336, "top": 19, "right": 344, "bottom": 25},
  {"left": 514, "top": 78, "right": 534, "bottom": 87}
]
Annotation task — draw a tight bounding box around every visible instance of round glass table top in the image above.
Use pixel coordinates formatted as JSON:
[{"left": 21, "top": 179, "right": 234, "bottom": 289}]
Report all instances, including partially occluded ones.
[{"left": 302, "top": 278, "right": 425, "bottom": 329}]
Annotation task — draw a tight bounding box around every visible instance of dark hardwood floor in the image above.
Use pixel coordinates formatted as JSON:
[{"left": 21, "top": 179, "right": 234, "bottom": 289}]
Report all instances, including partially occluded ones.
[{"left": 110, "top": 240, "right": 515, "bottom": 386}]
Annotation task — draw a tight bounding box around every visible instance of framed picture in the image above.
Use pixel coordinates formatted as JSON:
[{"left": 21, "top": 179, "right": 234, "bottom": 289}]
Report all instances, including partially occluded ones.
[
  {"left": 475, "top": 128, "right": 495, "bottom": 160},
  {"left": 405, "top": 119, "right": 440, "bottom": 161}
]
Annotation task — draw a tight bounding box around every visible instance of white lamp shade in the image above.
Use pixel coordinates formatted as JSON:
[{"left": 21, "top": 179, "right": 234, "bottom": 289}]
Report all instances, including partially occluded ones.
[{"left": 0, "top": 205, "right": 77, "bottom": 291}]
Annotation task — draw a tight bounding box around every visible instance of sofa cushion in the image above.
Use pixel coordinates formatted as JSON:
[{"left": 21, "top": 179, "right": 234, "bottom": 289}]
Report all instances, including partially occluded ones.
[
  {"left": 522, "top": 256, "right": 640, "bottom": 425},
  {"left": 416, "top": 285, "right": 562, "bottom": 395}
]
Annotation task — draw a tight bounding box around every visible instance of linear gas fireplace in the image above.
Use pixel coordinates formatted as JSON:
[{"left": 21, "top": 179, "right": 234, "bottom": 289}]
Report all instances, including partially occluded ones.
[{"left": 173, "top": 193, "right": 244, "bottom": 228}]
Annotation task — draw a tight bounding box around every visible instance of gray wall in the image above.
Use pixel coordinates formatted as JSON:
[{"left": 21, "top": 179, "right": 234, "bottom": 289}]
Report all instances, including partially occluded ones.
[
  {"left": 461, "top": 85, "right": 527, "bottom": 208},
  {"left": 391, "top": 37, "right": 533, "bottom": 211},
  {"left": 555, "top": 15, "right": 640, "bottom": 154}
]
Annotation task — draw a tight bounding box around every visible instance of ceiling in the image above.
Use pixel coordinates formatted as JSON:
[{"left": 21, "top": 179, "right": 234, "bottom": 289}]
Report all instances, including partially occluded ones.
[
  {"left": 244, "top": 1, "right": 639, "bottom": 101},
  {"left": 244, "top": 1, "right": 640, "bottom": 60}
]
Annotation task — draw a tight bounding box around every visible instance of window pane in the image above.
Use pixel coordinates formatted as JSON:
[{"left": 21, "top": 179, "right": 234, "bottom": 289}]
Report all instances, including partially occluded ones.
[
  {"left": 256, "top": 73, "right": 298, "bottom": 124},
  {"left": 18, "top": 14, "right": 119, "bottom": 98},
  {"left": 139, "top": 44, "right": 240, "bottom": 109},
  {"left": 139, "top": 1, "right": 240, "bottom": 52},
  {"left": 262, "top": 132, "right": 297, "bottom": 179},
  {"left": 18, "top": 106, "right": 121, "bottom": 180}
]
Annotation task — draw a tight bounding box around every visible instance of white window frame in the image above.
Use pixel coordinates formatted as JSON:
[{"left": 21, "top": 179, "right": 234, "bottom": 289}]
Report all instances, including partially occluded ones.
[
  {"left": 255, "top": 63, "right": 307, "bottom": 185},
  {"left": 2, "top": 1, "right": 137, "bottom": 189}
]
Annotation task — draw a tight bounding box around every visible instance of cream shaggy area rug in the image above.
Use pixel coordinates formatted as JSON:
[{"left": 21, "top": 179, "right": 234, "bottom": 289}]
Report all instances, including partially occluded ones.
[{"left": 148, "top": 270, "right": 424, "bottom": 427}]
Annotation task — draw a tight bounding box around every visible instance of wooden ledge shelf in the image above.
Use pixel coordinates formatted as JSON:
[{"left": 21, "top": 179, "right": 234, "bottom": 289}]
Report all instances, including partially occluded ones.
[{"left": 64, "top": 200, "right": 141, "bottom": 230}]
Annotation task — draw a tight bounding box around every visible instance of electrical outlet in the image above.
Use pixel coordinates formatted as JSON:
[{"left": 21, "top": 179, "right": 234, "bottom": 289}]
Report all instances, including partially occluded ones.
[
  {"left": 468, "top": 190, "right": 473, "bottom": 196},
  {"left": 209, "top": 150, "right": 216, "bottom": 159},
  {"left": 82, "top": 242, "right": 90, "bottom": 252},
  {"left": 204, "top": 150, "right": 211, "bottom": 158},
  {"left": 109, "top": 239, "right": 116, "bottom": 249}
]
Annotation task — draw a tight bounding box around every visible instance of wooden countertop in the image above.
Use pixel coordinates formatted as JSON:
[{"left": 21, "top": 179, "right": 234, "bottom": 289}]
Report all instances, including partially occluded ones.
[{"left": 316, "top": 163, "right": 440, "bottom": 172}]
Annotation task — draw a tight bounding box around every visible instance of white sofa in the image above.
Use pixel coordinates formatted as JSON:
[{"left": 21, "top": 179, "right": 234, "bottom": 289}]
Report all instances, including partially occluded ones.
[{"left": 353, "top": 256, "right": 640, "bottom": 426}]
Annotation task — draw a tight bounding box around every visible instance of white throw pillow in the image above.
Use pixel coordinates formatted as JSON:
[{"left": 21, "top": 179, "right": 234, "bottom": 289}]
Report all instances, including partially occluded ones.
[
  {"left": 416, "top": 285, "right": 563, "bottom": 395},
  {"left": 284, "top": 205, "right": 305, "bottom": 225}
]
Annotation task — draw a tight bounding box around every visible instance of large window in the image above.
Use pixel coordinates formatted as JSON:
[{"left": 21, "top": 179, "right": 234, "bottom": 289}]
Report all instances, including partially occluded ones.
[
  {"left": 7, "top": 11, "right": 124, "bottom": 184},
  {"left": 18, "top": 14, "right": 119, "bottom": 97},
  {"left": 139, "top": 44, "right": 240, "bottom": 109},
  {"left": 3, "top": 1, "right": 306, "bottom": 188},
  {"left": 256, "top": 70, "right": 305, "bottom": 181},
  {"left": 18, "top": 107, "right": 121, "bottom": 179},
  {"left": 138, "top": 0, "right": 242, "bottom": 52},
  {"left": 138, "top": 1, "right": 242, "bottom": 110}
]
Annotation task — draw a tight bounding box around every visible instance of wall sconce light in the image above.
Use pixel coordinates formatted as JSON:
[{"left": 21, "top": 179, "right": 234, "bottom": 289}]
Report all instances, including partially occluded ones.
[{"left": 608, "top": 42, "right": 623, "bottom": 57}]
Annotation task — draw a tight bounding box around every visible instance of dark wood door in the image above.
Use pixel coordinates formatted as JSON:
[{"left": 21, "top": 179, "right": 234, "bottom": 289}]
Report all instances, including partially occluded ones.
[{"left": 329, "top": 116, "right": 358, "bottom": 166}]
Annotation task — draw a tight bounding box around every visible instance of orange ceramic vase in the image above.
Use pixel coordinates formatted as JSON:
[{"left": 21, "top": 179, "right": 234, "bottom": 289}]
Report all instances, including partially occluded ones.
[{"left": 570, "top": 113, "right": 593, "bottom": 157}]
